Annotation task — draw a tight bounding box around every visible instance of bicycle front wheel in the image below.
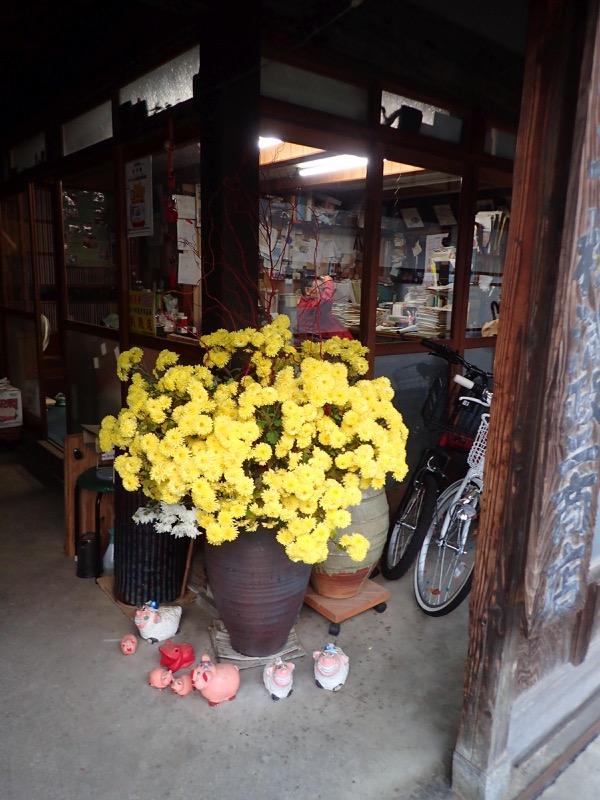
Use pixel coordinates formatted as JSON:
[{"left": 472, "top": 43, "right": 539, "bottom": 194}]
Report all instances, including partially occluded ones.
[
  {"left": 413, "top": 480, "right": 480, "bottom": 616},
  {"left": 380, "top": 471, "right": 438, "bottom": 580}
]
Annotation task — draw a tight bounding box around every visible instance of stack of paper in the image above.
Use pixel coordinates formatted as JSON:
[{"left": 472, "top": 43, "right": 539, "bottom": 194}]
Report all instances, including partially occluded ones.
[{"left": 416, "top": 305, "right": 451, "bottom": 337}]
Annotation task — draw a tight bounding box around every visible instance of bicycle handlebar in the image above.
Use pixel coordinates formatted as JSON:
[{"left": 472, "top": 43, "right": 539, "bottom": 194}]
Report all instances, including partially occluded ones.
[
  {"left": 420, "top": 339, "right": 492, "bottom": 382},
  {"left": 459, "top": 393, "right": 492, "bottom": 409}
]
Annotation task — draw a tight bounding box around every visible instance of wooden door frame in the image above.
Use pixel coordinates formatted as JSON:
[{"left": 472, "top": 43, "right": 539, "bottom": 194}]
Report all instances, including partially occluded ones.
[{"left": 453, "top": 0, "right": 600, "bottom": 796}]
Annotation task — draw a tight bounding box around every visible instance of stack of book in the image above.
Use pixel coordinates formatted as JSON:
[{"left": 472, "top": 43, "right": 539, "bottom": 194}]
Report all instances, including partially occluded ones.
[
  {"left": 416, "top": 304, "right": 451, "bottom": 337},
  {"left": 334, "top": 302, "right": 361, "bottom": 329}
]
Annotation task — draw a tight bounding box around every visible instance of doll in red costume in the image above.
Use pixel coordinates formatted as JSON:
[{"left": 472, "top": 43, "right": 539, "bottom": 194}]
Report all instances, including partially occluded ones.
[{"left": 296, "top": 275, "right": 352, "bottom": 341}]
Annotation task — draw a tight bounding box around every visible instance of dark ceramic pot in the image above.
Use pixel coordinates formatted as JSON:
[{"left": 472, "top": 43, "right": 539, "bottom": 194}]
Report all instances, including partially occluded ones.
[
  {"left": 204, "top": 527, "right": 312, "bottom": 657},
  {"left": 113, "top": 482, "right": 189, "bottom": 607}
]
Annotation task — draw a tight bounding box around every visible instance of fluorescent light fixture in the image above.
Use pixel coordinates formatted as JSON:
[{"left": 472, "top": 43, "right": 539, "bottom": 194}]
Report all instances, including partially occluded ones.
[
  {"left": 258, "top": 137, "right": 283, "bottom": 148},
  {"left": 298, "top": 154, "right": 368, "bottom": 177}
]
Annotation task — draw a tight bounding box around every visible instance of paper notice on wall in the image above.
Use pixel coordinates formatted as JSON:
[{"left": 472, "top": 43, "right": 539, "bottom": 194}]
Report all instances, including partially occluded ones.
[
  {"left": 433, "top": 204, "right": 457, "bottom": 226},
  {"left": 424, "top": 233, "right": 448, "bottom": 286},
  {"left": 177, "top": 218, "right": 201, "bottom": 285},
  {"left": 175, "top": 194, "right": 196, "bottom": 222},
  {"left": 126, "top": 157, "right": 153, "bottom": 238},
  {"left": 401, "top": 207, "right": 424, "bottom": 229}
]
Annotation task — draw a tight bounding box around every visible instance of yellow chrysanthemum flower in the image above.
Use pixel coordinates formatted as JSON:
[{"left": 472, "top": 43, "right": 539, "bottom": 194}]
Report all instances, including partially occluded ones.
[{"left": 101, "top": 314, "right": 409, "bottom": 565}]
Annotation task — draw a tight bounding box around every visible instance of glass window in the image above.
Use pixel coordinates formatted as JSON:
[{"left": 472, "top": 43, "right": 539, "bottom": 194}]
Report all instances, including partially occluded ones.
[
  {"left": 381, "top": 91, "right": 464, "bottom": 144},
  {"left": 468, "top": 185, "right": 511, "bottom": 337},
  {"left": 484, "top": 126, "right": 517, "bottom": 160},
  {"left": 10, "top": 133, "right": 46, "bottom": 172},
  {"left": 33, "top": 184, "right": 58, "bottom": 333},
  {"left": 64, "top": 329, "right": 121, "bottom": 431},
  {"left": 261, "top": 61, "right": 368, "bottom": 122},
  {"left": 62, "top": 166, "right": 118, "bottom": 327},
  {"left": 377, "top": 162, "right": 462, "bottom": 341},
  {"left": 125, "top": 142, "right": 201, "bottom": 340},
  {"left": 119, "top": 46, "right": 199, "bottom": 116},
  {"left": 5, "top": 313, "right": 41, "bottom": 419},
  {"left": 259, "top": 139, "right": 366, "bottom": 342},
  {"left": 63, "top": 102, "right": 113, "bottom": 155},
  {"left": 375, "top": 352, "right": 447, "bottom": 472},
  {"left": 1, "top": 192, "right": 34, "bottom": 311}
]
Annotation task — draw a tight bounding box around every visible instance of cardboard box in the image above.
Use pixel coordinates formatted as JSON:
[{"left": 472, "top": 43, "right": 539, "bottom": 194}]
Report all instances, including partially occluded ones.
[
  {"left": 81, "top": 424, "right": 114, "bottom": 464},
  {"left": 0, "top": 384, "right": 22, "bottom": 429}
]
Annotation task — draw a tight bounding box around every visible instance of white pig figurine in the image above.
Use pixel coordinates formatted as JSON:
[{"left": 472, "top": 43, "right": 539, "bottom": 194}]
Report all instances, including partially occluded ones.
[
  {"left": 263, "top": 657, "right": 295, "bottom": 701},
  {"left": 313, "top": 643, "right": 349, "bottom": 692},
  {"left": 134, "top": 601, "right": 182, "bottom": 644}
]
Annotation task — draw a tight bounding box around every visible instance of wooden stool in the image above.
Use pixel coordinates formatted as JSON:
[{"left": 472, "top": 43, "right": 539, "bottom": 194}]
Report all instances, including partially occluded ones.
[{"left": 74, "top": 467, "right": 115, "bottom": 578}]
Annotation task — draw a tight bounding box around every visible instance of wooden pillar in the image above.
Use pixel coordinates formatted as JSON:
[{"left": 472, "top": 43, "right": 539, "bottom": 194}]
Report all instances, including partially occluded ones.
[
  {"left": 453, "top": 0, "right": 599, "bottom": 797},
  {"left": 198, "top": 1, "right": 260, "bottom": 333}
]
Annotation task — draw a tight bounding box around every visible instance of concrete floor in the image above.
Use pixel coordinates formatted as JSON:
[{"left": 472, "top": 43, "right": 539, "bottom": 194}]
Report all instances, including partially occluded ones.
[{"left": 1, "top": 444, "right": 599, "bottom": 800}]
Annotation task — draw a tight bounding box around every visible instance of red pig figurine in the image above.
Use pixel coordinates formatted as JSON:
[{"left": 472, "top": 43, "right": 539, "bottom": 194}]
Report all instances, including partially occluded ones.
[{"left": 159, "top": 640, "right": 195, "bottom": 672}]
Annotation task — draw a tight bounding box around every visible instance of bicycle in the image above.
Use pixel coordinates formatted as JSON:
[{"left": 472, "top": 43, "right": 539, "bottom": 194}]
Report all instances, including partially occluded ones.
[
  {"left": 413, "top": 387, "right": 492, "bottom": 616},
  {"left": 380, "top": 340, "right": 492, "bottom": 581}
]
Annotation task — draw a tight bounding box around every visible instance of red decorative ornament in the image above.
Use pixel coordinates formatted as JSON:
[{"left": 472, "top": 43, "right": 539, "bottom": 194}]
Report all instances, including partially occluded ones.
[{"left": 164, "top": 194, "right": 178, "bottom": 223}]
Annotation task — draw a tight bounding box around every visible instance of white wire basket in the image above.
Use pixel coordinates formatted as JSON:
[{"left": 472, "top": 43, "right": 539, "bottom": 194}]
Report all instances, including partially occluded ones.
[{"left": 467, "top": 413, "right": 489, "bottom": 469}]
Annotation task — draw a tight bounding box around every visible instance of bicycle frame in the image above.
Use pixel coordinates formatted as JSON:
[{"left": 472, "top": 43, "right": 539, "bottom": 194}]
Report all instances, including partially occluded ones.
[
  {"left": 412, "top": 396, "right": 491, "bottom": 615},
  {"left": 435, "top": 398, "right": 489, "bottom": 544},
  {"left": 433, "top": 470, "right": 483, "bottom": 547},
  {"left": 381, "top": 342, "right": 492, "bottom": 583}
]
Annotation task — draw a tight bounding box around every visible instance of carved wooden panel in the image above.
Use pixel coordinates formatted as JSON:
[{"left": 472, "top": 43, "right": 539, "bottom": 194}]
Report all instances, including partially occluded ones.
[{"left": 523, "top": 18, "right": 600, "bottom": 632}]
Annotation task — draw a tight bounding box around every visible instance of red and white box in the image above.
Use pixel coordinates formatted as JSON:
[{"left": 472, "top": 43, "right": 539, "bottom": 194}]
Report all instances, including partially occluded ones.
[{"left": 0, "top": 383, "right": 22, "bottom": 429}]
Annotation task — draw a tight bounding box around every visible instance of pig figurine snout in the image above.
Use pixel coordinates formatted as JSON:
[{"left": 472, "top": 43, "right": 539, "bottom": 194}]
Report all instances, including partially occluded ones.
[
  {"left": 148, "top": 667, "right": 173, "bottom": 690},
  {"left": 263, "top": 657, "right": 295, "bottom": 701},
  {"left": 313, "top": 643, "right": 349, "bottom": 692}
]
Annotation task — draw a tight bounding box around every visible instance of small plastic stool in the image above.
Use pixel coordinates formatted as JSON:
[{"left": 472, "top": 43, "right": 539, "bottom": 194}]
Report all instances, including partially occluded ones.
[{"left": 74, "top": 467, "right": 115, "bottom": 578}]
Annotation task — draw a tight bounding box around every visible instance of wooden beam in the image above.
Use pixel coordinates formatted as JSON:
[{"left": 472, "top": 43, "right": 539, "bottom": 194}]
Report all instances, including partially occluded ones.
[
  {"left": 453, "top": 0, "right": 596, "bottom": 796},
  {"left": 198, "top": 2, "right": 260, "bottom": 333}
]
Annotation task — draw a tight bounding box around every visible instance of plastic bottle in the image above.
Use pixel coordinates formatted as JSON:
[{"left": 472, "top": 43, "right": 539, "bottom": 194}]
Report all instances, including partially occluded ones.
[{"left": 103, "top": 527, "right": 115, "bottom": 576}]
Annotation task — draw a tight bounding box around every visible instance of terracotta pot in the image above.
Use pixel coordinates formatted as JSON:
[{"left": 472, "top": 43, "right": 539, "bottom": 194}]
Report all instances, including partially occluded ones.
[
  {"left": 204, "top": 527, "right": 312, "bottom": 657},
  {"left": 113, "top": 483, "right": 189, "bottom": 607},
  {"left": 310, "top": 487, "right": 389, "bottom": 599}
]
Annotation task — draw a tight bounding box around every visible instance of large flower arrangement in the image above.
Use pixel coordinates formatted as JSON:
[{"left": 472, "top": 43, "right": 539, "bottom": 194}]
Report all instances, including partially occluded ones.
[{"left": 99, "top": 315, "right": 408, "bottom": 565}]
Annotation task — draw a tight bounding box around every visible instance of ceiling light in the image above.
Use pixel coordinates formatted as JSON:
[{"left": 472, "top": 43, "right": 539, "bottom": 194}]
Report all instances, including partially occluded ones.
[
  {"left": 259, "top": 137, "right": 283, "bottom": 148},
  {"left": 298, "top": 154, "right": 368, "bottom": 177}
]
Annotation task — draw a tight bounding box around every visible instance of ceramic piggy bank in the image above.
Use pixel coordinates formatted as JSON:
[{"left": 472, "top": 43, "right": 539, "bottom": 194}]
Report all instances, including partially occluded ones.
[
  {"left": 120, "top": 633, "right": 138, "bottom": 655},
  {"left": 171, "top": 673, "right": 194, "bottom": 697},
  {"left": 159, "top": 640, "right": 195, "bottom": 672},
  {"left": 313, "top": 643, "right": 349, "bottom": 692},
  {"left": 134, "top": 601, "right": 182, "bottom": 644},
  {"left": 263, "top": 657, "right": 295, "bottom": 701},
  {"left": 148, "top": 667, "right": 173, "bottom": 690},
  {"left": 191, "top": 654, "right": 240, "bottom": 706}
]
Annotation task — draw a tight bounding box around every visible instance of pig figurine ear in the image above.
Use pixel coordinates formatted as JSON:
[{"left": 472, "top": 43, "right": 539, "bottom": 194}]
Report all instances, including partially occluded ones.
[
  {"left": 152, "top": 611, "right": 160, "bottom": 624},
  {"left": 265, "top": 665, "right": 275, "bottom": 678},
  {"left": 313, "top": 651, "right": 322, "bottom": 660}
]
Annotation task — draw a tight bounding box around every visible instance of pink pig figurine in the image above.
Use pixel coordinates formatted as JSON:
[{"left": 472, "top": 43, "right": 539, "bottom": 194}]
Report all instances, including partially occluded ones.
[
  {"left": 171, "top": 673, "right": 194, "bottom": 696},
  {"left": 148, "top": 667, "right": 173, "bottom": 690},
  {"left": 313, "top": 643, "right": 349, "bottom": 692},
  {"left": 120, "top": 633, "right": 138, "bottom": 655},
  {"left": 263, "top": 657, "right": 295, "bottom": 701},
  {"left": 191, "top": 654, "right": 240, "bottom": 706}
]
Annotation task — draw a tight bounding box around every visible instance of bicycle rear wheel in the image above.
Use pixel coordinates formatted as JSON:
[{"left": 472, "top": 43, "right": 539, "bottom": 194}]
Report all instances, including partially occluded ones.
[
  {"left": 380, "top": 471, "right": 438, "bottom": 580},
  {"left": 413, "top": 480, "right": 480, "bottom": 616}
]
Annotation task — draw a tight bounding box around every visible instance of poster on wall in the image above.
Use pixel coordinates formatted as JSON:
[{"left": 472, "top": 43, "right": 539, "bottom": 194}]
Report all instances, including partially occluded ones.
[
  {"left": 129, "top": 290, "right": 156, "bottom": 335},
  {"left": 126, "top": 157, "right": 153, "bottom": 238}
]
